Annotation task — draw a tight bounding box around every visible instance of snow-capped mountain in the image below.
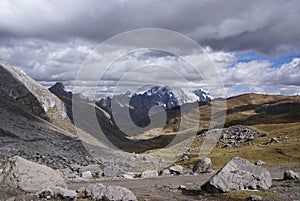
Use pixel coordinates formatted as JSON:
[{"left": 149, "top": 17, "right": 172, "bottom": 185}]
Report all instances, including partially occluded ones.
[
  {"left": 193, "top": 89, "right": 212, "bottom": 102},
  {"left": 140, "top": 86, "right": 190, "bottom": 109}
]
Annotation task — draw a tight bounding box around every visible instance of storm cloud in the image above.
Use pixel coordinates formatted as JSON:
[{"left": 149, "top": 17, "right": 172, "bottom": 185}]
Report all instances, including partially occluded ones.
[{"left": 0, "top": 0, "right": 299, "bottom": 97}]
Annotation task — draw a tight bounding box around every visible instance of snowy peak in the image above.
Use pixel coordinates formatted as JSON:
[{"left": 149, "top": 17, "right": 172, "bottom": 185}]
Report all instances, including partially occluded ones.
[
  {"left": 193, "top": 89, "right": 211, "bottom": 102},
  {"left": 141, "top": 86, "right": 190, "bottom": 109}
]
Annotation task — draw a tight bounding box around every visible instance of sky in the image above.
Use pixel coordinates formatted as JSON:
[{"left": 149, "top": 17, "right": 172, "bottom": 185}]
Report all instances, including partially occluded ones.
[{"left": 0, "top": 0, "right": 300, "bottom": 98}]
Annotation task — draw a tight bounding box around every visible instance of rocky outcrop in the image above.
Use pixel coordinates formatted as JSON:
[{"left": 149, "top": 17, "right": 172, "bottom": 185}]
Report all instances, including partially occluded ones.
[
  {"left": 84, "top": 183, "right": 137, "bottom": 201},
  {"left": 201, "top": 157, "right": 272, "bottom": 193},
  {"left": 0, "top": 60, "right": 74, "bottom": 133},
  {"left": 0, "top": 156, "right": 66, "bottom": 193},
  {"left": 202, "top": 126, "right": 268, "bottom": 149}
]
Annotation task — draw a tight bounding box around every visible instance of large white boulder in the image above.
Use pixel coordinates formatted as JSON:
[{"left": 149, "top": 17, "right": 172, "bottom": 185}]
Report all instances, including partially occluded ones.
[
  {"left": 0, "top": 156, "right": 66, "bottom": 193},
  {"left": 201, "top": 157, "right": 272, "bottom": 193}
]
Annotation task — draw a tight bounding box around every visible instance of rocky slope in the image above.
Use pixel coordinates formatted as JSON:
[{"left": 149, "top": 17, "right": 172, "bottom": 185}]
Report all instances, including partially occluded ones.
[
  {"left": 0, "top": 60, "right": 99, "bottom": 169},
  {"left": 0, "top": 60, "right": 75, "bottom": 134}
]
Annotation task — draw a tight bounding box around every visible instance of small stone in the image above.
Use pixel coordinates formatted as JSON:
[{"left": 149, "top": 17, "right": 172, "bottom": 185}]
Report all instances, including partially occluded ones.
[
  {"left": 160, "top": 169, "right": 171, "bottom": 175},
  {"left": 248, "top": 195, "right": 262, "bottom": 200},
  {"left": 182, "top": 155, "right": 189, "bottom": 161},
  {"left": 178, "top": 185, "right": 187, "bottom": 190},
  {"left": 269, "top": 137, "right": 279, "bottom": 143},
  {"left": 255, "top": 160, "right": 265, "bottom": 166},
  {"left": 122, "top": 173, "right": 135, "bottom": 179},
  {"left": 141, "top": 170, "right": 158, "bottom": 178},
  {"left": 169, "top": 165, "right": 184, "bottom": 175},
  {"left": 283, "top": 170, "right": 299, "bottom": 180},
  {"left": 81, "top": 171, "right": 93, "bottom": 179},
  {"left": 79, "top": 164, "right": 103, "bottom": 177},
  {"left": 70, "top": 164, "right": 81, "bottom": 172},
  {"left": 51, "top": 187, "right": 77, "bottom": 200}
]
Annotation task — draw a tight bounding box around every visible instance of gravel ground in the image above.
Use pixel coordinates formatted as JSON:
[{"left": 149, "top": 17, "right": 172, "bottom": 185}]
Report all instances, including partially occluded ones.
[{"left": 0, "top": 165, "right": 299, "bottom": 201}]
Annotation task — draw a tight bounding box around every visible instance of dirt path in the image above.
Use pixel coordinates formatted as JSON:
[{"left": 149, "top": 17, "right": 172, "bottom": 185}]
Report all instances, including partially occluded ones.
[
  {"left": 67, "top": 165, "right": 300, "bottom": 201},
  {"left": 68, "top": 173, "right": 215, "bottom": 200}
]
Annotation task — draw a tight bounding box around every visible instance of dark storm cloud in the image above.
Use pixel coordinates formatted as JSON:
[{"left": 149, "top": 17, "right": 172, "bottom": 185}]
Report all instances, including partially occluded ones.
[
  {"left": 0, "top": 0, "right": 299, "bottom": 55},
  {"left": 0, "top": 0, "right": 300, "bottom": 97}
]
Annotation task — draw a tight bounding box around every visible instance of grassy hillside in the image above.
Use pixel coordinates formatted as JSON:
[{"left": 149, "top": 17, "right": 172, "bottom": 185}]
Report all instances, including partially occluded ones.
[{"left": 171, "top": 94, "right": 300, "bottom": 168}]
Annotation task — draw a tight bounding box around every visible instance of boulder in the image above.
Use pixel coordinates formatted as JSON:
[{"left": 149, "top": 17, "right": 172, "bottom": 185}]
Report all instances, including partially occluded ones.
[
  {"left": 38, "top": 187, "right": 77, "bottom": 200},
  {"left": 79, "top": 164, "right": 103, "bottom": 177},
  {"left": 255, "top": 160, "right": 265, "bottom": 166},
  {"left": 141, "top": 170, "right": 158, "bottom": 178},
  {"left": 84, "top": 183, "right": 137, "bottom": 201},
  {"left": 283, "top": 170, "right": 299, "bottom": 180},
  {"left": 193, "top": 157, "right": 212, "bottom": 173},
  {"left": 160, "top": 169, "right": 171, "bottom": 175},
  {"left": 0, "top": 156, "right": 66, "bottom": 193},
  {"left": 81, "top": 171, "right": 93, "bottom": 179},
  {"left": 169, "top": 165, "right": 184, "bottom": 175},
  {"left": 103, "top": 166, "right": 119, "bottom": 177},
  {"left": 201, "top": 157, "right": 272, "bottom": 193}
]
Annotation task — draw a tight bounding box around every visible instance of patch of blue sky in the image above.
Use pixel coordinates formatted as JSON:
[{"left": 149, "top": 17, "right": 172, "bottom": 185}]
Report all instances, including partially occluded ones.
[{"left": 234, "top": 51, "right": 300, "bottom": 68}]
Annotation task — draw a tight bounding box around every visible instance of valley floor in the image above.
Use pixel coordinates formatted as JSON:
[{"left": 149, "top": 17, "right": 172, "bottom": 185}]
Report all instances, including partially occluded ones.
[{"left": 2, "top": 165, "right": 299, "bottom": 201}]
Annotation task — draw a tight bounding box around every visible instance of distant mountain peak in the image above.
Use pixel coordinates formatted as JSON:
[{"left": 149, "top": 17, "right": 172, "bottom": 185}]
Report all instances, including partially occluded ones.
[
  {"left": 49, "top": 82, "right": 72, "bottom": 99},
  {"left": 193, "top": 88, "right": 211, "bottom": 102}
]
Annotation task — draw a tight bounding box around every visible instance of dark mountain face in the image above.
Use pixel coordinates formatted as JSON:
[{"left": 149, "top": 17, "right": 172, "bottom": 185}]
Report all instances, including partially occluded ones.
[{"left": 48, "top": 82, "right": 72, "bottom": 99}]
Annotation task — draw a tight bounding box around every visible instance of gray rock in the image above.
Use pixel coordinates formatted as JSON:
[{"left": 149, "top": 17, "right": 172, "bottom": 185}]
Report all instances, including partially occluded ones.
[
  {"left": 103, "top": 166, "right": 119, "bottom": 177},
  {"left": 38, "top": 187, "right": 77, "bottom": 200},
  {"left": 141, "top": 170, "right": 158, "bottom": 178},
  {"left": 51, "top": 187, "right": 77, "bottom": 200},
  {"left": 283, "top": 170, "right": 299, "bottom": 180},
  {"left": 160, "top": 169, "right": 171, "bottom": 175},
  {"left": 193, "top": 157, "right": 212, "bottom": 173},
  {"left": 269, "top": 137, "right": 279, "bottom": 143},
  {"left": 122, "top": 172, "right": 140, "bottom": 179},
  {"left": 81, "top": 171, "right": 93, "bottom": 179},
  {"left": 60, "top": 168, "right": 77, "bottom": 179},
  {"left": 79, "top": 164, "right": 103, "bottom": 177},
  {"left": 248, "top": 195, "right": 262, "bottom": 200},
  {"left": 182, "top": 155, "right": 189, "bottom": 161},
  {"left": 85, "top": 183, "right": 106, "bottom": 198},
  {"left": 85, "top": 183, "right": 137, "bottom": 201},
  {"left": 201, "top": 157, "right": 272, "bottom": 193},
  {"left": 255, "top": 160, "right": 265, "bottom": 166},
  {"left": 0, "top": 156, "right": 66, "bottom": 193},
  {"left": 70, "top": 164, "right": 82, "bottom": 172},
  {"left": 6, "top": 197, "right": 16, "bottom": 201},
  {"left": 169, "top": 165, "right": 184, "bottom": 175},
  {"left": 122, "top": 173, "right": 135, "bottom": 179}
]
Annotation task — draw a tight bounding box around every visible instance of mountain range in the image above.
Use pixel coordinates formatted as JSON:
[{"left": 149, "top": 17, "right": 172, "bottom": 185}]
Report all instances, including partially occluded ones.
[{"left": 0, "top": 59, "right": 300, "bottom": 170}]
